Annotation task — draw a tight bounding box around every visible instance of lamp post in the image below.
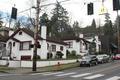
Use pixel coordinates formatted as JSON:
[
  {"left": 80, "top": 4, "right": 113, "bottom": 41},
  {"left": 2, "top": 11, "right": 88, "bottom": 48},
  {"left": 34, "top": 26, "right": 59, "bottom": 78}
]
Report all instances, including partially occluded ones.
[{"left": 32, "top": 0, "right": 40, "bottom": 71}]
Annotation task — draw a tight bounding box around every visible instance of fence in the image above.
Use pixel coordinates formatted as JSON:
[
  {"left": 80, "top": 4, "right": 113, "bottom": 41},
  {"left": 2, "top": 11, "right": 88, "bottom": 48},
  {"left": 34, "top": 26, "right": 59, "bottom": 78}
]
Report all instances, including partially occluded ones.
[{"left": 0, "top": 59, "right": 81, "bottom": 68}]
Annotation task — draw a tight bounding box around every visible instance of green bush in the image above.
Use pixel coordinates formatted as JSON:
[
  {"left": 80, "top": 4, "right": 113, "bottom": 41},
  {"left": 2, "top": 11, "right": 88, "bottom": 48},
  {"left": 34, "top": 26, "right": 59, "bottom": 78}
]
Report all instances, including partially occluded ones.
[
  {"left": 71, "top": 50, "right": 76, "bottom": 56},
  {"left": 47, "top": 53, "right": 53, "bottom": 59},
  {"left": 55, "top": 51, "right": 64, "bottom": 59},
  {"left": 67, "top": 50, "right": 78, "bottom": 59},
  {"left": 66, "top": 50, "right": 71, "bottom": 57},
  {"left": 32, "top": 55, "right": 41, "bottom": 61}
]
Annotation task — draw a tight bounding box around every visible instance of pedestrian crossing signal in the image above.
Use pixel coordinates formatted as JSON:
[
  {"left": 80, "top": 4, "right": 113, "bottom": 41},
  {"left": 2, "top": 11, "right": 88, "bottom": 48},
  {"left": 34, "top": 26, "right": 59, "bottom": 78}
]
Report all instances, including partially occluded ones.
[{"left": 87, "top": 3, "right": 94, "bottom": 15}]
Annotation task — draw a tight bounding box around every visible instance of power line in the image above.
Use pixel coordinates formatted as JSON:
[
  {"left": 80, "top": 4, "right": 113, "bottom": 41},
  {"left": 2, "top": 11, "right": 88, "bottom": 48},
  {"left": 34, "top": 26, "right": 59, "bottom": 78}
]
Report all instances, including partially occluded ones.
[{"left": 18, "top": 0, "right": 71, "bottom": 14}]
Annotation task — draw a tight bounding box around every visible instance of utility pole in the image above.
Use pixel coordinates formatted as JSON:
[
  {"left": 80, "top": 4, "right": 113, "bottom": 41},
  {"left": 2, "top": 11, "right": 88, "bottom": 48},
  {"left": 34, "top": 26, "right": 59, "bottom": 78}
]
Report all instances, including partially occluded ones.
[
  {"left": 117, "top": 10, "right": 119, "bottom": 54},
  {"left": 32, "top": 0, "right": 40, "bottom": 71}
]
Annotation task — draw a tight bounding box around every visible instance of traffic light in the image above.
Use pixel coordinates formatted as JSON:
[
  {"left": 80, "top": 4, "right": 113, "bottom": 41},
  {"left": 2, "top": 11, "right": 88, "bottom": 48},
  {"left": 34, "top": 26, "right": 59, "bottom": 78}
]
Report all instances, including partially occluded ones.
[
  {"left": 87, "top": 3, "right": 94, "bottom": 15},
  {"left": 11, "top": 7, "right": 17, "bottom": 19},
  {"left": 113, "top": 0, "right": 120, "bottom": 10}
]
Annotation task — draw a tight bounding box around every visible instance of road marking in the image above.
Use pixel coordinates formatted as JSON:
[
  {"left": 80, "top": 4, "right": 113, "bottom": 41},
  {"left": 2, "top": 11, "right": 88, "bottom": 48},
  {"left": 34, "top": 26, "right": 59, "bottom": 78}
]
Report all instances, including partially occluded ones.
[
  {"left": 30, "top": 72, "right": 49, "bottom": 75},
  {"left": 42, "top": 72, "right": 64, "bottom": 75},
  {"left": 83, "top": 74, "right": 104, "bottom": 79},
  {"left": 0, "top": 74, "right": 20, "bottom": 77},
  {"left": 71, "top": 73, "right": 92, "bottom": 78},
  {"left": 106, "top": 76, "right": 120, "bottom": 80},
  {"left": 56, "top": 72, "right": 76, "bottom": 76}
]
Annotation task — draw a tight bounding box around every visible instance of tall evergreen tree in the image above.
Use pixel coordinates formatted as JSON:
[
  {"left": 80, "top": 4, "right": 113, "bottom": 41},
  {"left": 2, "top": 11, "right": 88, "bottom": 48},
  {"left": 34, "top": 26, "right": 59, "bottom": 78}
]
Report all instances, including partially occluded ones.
[
  {"left": 0, "top": 14, "right": 3, "bottom": 27},
  {"left": 49, "top": 1, "right": 73, "bottom": 38},
  {"left": 40, "top": 13, "right": 50, "bottom": 36},
  {"left": 73, "top": 21, "right": 81, "bottom": 36},
  {"left": 91, "top": 19, "right": 97, "bottom": 34},
  {"left": 103, "top": 20, "right": 113, "bottom": 36}
]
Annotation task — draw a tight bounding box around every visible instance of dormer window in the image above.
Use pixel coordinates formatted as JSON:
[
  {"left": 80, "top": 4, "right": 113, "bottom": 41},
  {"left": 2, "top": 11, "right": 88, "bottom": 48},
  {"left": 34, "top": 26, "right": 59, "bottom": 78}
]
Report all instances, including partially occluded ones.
[{"left": 19, "top": 32, "right": 22, "bottom": 35}]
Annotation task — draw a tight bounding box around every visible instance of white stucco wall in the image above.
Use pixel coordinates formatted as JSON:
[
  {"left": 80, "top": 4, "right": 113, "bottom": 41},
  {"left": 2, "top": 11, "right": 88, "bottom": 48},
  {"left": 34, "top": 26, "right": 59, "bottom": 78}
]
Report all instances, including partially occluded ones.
[
  {"left": 85, "top": 36, "right": 101, "bottom": 52},
  {"left": 7, "top": 59, "right": 78, "bottom": 67},
  {"left": 6, "top": 29, "right": 67, "bottom": 60},
  {"left": 47, "top": 41, "right": 67, "bottom": 59},
  {"left": 64, "top": 40, "right": 88, "bottom": 56},
  {"left": 64, "top": 40, "right": 80, "bottom": 55}
]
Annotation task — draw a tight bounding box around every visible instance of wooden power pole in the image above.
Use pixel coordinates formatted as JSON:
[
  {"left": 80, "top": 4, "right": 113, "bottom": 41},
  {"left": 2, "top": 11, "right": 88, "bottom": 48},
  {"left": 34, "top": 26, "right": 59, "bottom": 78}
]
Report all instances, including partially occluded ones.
[{"left": 32, "top": 0, "right": 40, "bottom": 71}]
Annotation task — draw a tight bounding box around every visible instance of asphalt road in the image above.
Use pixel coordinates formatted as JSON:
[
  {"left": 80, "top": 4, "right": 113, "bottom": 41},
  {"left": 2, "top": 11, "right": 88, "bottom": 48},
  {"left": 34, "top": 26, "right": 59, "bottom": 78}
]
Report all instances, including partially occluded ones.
[{"left": 0, "top": 60, "right": 120, "bottom": 80}]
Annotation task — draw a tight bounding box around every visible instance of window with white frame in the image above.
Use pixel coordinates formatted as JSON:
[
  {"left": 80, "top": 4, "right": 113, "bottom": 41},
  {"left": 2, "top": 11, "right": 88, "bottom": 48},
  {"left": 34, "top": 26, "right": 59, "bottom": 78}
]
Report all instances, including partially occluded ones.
[{"left": 20, "top": 41, "right": 31, "bottom": 50}]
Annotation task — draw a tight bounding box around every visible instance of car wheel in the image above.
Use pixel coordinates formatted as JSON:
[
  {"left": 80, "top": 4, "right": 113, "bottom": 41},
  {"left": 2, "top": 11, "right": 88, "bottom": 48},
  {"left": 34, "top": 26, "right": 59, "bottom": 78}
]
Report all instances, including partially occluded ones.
[
  {"left": 89, "top": 63, "right": 92, "bottom": 67},
  {"left": 95, "top": 62, "right": 98, "bottom": 65}
]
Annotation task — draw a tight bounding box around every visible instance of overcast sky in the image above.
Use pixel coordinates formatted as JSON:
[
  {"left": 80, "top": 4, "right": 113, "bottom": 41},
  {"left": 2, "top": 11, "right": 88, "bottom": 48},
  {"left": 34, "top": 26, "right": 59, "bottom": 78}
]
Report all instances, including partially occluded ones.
[{"left": 0, "top": 0, "right": 118, "bottom": 27}]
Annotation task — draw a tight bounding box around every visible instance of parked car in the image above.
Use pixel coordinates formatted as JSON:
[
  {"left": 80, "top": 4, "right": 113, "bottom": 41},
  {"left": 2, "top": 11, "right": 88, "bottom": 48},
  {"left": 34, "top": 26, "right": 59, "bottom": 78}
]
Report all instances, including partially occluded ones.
[
  {"left": 96, "top": 54, "right": 110, "bottom": 63},
  {"left": 80, "top": 55, "right": 98, "bottom": 67},
  {"left": 113, "top": 54, "right": 120, "bottom": 60}
]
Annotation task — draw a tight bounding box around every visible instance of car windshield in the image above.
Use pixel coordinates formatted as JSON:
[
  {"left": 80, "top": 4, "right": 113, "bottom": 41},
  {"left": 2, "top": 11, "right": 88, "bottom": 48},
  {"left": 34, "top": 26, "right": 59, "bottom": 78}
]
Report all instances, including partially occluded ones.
[
  {"left": 97, "top": 55, "right": 105, "bottom": 57},
  {"left": 82, "top": 56, "right": 91, "bottom": 60},
  {"left": 97, "top": 55, "right": 103, "bottom": 58}
]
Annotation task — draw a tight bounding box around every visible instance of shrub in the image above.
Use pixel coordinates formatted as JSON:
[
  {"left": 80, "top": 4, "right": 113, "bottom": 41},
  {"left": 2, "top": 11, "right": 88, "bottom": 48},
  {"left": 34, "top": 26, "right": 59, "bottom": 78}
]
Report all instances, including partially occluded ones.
[
  {"left": 71, "top": 50, "right": 76, "bottom": 56},
  {"left": 67, "top": 50, "right": 78, "bottom": 59},
  {"left": 34, "top": 55, "right": 41, "bottom": 60},
  {"left": 55, "top": 51, "right": 64, "bottom": 59},
  {"left": 66, "top": 50, "right": 71, "bottom": 57},
  {"left": 47, "top": 52, "right": 53, "bottom": 59}
]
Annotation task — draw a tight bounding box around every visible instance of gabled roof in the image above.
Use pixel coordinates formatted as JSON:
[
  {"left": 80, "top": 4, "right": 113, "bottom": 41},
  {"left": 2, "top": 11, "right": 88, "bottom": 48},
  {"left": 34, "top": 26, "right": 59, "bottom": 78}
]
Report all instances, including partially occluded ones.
[
  {"left": 9, "top": 28, "right": 43, "bottom": 40},
  {"left": 11, "top": 38, "right": 21, "bottom": 42},
  {"left": 8, "top": 28, "right": 67, "bottom": 45}
]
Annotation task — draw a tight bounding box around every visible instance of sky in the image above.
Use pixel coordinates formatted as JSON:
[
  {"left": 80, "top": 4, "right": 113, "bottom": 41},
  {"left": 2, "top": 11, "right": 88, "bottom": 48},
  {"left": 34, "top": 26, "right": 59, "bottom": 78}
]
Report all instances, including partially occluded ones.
[{"left": 0, "top": 0, "right": 118, "bottom": 27}]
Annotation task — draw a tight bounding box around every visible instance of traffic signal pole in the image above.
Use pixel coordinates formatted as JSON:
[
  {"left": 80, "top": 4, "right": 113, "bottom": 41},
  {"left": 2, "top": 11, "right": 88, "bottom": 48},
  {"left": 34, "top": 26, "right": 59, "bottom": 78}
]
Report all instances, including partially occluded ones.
[
  {"left": 32, "top": 0, "right": 40, "bottom": 71},
  {"left": 117, "top": 10, "right": 120, "bottom": 54}
]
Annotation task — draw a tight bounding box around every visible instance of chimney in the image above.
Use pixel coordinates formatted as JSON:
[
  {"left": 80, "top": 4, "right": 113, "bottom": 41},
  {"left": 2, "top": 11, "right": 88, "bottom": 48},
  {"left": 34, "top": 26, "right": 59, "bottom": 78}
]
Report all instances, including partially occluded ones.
[{"left": 41, "top": 25, "right": 47, "bottom": 39}]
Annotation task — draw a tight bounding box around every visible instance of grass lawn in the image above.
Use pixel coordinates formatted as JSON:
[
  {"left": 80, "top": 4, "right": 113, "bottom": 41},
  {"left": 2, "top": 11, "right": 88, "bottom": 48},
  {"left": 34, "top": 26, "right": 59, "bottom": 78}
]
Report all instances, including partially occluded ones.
[
  {"left": 38, "top": 62, "right": 80, "bottom": 72},
  {"left": 0, "top": 66, "right": 15, "bottom": 73}
]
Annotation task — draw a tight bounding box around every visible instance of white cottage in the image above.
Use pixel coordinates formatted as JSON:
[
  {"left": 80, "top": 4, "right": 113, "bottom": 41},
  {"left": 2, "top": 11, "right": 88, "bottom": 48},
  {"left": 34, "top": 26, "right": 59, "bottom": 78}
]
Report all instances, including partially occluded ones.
[
  {"left": 0, "top": 34, "right": 7, "bottom": 58},
  {"left": 85, "top": 35, "right": 101, "bottom": 52},
  {"left": 6, "top": 26, "right": 67, "bottom": 60},
  {"left": 62, "top": 36, "right": 90, "bottom": 56}
]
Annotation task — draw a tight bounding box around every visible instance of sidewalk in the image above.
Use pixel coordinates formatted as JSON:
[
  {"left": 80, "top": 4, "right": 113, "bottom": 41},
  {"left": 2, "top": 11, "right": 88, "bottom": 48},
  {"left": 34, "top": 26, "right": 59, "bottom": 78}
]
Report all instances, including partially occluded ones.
[{"left": 5, "top": 62, "right": 79, "bottom": 74}]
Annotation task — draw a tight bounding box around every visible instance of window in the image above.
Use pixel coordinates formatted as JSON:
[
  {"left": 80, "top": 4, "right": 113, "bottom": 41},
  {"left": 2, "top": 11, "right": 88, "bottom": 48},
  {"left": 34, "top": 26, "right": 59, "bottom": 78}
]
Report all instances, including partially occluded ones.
[
  {"left": 51, "top": 45, "right": 56, "bottom": 52},
  {"left": 19, "top": 32, "right": 22, "bottom": 35},
  {"left": 67, "top": 42, "right": 73, "bottom": 48},
  {"left": 85, "top": 44, "right": 88, "bottom": 50},
  {"left": 80, "top": 41, "right": 82, "bottom": 52},
  {"left": 47, "top": 43, "right": 49, "bottom": 50},
  {"left": 13, "top": 42, "right": 15, "bottom": 47},
  {"left": 60, "top": 46, "right": 63, "bottom": 51},
  {"left": 20, "top": 41, "right": 31, "bottom": 50}
]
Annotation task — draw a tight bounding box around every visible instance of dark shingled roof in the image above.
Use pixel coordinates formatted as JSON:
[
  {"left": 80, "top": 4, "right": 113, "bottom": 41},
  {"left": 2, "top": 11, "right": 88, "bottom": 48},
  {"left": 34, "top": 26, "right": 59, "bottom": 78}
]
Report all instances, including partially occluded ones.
[
  {"left": 9, "top": 28, "right": 43, "bottom": 40},
  {"left": 62, "top": 36, "right": 90, "bottom": 43},
  {"left": 8, "top": 28, "right": 67, "bottom": 45},
  {"left": 46, "top": 37, "right": 68, "bottom": 45}
]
